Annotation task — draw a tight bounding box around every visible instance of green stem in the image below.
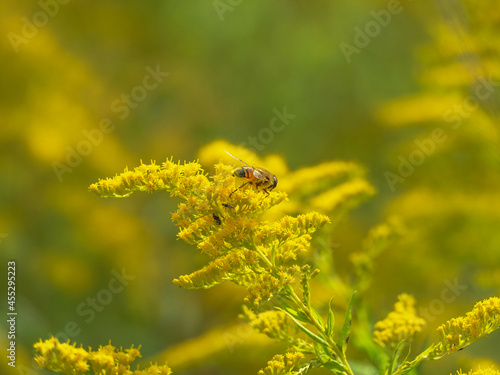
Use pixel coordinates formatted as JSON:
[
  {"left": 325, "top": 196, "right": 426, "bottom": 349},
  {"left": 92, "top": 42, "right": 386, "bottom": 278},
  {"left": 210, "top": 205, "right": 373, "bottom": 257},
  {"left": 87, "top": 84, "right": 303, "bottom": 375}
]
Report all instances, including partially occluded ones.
[
  {"left": 286, "top": 286, "right": 354, "bottom": 375},
  {"left": 252, "top": 241, "right": 354, "bottom": 374},
  {"left": 253, "top": 244, "right": 275, "bottom": 270}
]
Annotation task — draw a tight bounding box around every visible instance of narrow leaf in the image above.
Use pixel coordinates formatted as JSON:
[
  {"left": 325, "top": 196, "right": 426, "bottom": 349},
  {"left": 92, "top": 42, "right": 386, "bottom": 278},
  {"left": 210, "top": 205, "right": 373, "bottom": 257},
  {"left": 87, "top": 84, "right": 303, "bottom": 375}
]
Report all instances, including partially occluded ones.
[
  {"left": 311, "top": 306, "right": 324, "bottom": 330},
  {"left": 275, "top": 297, "right": 310, "bottom": 324},
  {"left": 326, "top": 297, "right": 335, "bottom": 339},
  {"left": 390, "top": 340, "right": 411, "bottom": 374},
  {"left": 399, "top": 342, "right": 412, "bottom": 366},
  {"left": 321, "top": 361, "right": 349, "bottom": 373},
  {"left": 340, "top": 291, "right": 357, "bottom": 354}
]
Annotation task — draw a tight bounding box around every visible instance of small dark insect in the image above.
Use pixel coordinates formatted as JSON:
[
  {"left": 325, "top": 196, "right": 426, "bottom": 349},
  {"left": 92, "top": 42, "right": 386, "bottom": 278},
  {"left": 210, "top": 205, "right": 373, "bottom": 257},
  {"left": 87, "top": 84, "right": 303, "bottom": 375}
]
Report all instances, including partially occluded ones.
[
  {"left": 222, "top": 203, "right": 235, "bottom": 209},
  {"left": 212, "top": 213, "right": 222, "bottom": 225},
  {"left": 225, "top": 151, "right": 277, "bottom": 196}
]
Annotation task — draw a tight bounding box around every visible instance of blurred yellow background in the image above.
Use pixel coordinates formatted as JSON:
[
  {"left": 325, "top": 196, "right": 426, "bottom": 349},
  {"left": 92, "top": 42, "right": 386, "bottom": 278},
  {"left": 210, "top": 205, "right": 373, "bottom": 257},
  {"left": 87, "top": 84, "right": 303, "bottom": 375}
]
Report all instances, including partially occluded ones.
[{"left": 1, "top": 1, "right": 500, "bottom": 374}]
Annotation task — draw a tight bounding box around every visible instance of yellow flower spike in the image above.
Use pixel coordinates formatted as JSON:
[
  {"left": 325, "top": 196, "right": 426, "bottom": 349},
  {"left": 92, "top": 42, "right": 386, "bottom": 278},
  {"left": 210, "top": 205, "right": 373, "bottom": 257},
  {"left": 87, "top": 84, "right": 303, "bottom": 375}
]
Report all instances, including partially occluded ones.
[
  {"left": 258, "top": 351, "right": 305, "bottom": 375},
  {"left": 432, "top": 297, "right": 500, "bottom": 355},
  {"left": 34, "top": 337, "right": 171, "bottom": 375},
  {"left": 373, "top": 294, "right": 426, "bottom": 351},
  {"left": 173, "top": 250, "right": 256, "bottom": 289},
  {"left": 134, "top": 362, "right": 173, "bottom": 375},
  {"left": 90, "top": 349, "right": 115, "bottom": 373},
  {"left": 258, "top": 354, "right": 286, "bottom": 375},
  {"left": 455, "top": 367, "right": 500, "bottom": 375},
  {"left": 285, "top": 351, "right": 305, "bottom": 369},
  {"left": 242, "top": 306, "right": 299, "bottom": 342}
]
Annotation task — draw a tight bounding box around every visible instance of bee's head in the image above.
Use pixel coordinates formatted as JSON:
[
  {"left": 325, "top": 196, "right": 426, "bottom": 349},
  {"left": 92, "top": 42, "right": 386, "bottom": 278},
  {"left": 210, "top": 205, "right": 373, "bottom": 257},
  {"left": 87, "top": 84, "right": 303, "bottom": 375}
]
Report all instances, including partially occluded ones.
[{"left": 270, "top": 175, "right": 278, "bottom": 191}]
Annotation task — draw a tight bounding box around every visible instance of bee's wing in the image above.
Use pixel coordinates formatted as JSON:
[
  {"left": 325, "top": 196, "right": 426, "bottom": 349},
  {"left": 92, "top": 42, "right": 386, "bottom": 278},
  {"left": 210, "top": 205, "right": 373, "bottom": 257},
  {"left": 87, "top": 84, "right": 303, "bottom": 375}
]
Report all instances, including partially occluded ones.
[
  {"left": 252, "top": 169, "right": 266, "bottom": 181},
  {"left": 225, "top": 150, "right": 251, "bottom": 167}
]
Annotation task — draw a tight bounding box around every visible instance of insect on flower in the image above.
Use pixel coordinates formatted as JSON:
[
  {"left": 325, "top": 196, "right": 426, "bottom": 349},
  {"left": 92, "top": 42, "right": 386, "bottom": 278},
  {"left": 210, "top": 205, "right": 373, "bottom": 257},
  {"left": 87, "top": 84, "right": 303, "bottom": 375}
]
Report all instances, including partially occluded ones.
[
  {"left": 225, "top": 151, "right": 278, "bottom": 196},
  {"left": 212, "top": 213, "right": 222, "bottom": 225}
]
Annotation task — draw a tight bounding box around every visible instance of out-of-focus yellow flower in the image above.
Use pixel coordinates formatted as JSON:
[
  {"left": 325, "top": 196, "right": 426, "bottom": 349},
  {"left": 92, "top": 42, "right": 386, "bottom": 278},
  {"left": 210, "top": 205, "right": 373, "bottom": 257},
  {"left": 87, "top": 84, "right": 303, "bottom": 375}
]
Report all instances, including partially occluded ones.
[
  {"left": 373, "top": 294, "right": 426, "bottom": 351},
  {"left": 434, "top": 297, "right": 500, "bottom": 354},
  {"left": 34, "top": 337, "right": 172, "bottom": 375},
  {"left": 376, "top": 93, "right": 463, "bottom": 127},
  {"left": 350, "top": 217, "right": 404, "bottom": 293},
  {"left": 308, "top": 178, "right": 375, "bottom": 214},
  {"left": 242, "top": 305, "right": 301, "bottom": 344}
]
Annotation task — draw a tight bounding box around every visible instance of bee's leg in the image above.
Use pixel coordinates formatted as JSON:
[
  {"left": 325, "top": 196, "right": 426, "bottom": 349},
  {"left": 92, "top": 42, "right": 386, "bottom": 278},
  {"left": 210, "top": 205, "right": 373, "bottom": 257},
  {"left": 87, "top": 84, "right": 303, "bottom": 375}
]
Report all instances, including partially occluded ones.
[
  {"left": 264, "top": 184, "right": 276, "bottom": 196},
  {"left": 254, "top": 180, "right": 267, "bottom": 195},
  {"left": 229, "top": 181, "right": 250, "bottom": 197}
]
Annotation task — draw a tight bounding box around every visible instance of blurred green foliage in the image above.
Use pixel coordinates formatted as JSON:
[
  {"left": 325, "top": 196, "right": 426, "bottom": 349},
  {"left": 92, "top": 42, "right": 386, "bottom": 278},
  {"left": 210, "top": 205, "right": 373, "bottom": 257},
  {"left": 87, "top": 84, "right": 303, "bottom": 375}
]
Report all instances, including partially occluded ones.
[{"left": 1, "top": 0, "right": 500, "bottom": 374}]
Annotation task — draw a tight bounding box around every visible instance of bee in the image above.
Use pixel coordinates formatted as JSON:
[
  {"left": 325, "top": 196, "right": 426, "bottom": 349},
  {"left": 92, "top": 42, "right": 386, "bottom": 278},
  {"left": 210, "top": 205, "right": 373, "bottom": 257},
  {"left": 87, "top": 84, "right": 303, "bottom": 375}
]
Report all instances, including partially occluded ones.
[{"left": 225, "top": 151, "right": 278, "bottom": 196}]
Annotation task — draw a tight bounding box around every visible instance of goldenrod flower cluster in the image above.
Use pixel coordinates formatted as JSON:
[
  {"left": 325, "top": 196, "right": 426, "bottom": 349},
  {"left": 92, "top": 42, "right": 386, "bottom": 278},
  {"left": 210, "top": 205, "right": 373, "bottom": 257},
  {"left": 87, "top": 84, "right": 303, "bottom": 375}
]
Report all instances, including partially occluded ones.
[
  {"left": 373, "top": 294, "right": 426, "bottom": 351},
  {"left": 197, "top": 140, "right": 374, "bottom": 221},
  {"left": 34, "top": 337, "right": 172, "bottom": 375},
  {"left": 257, "top": 351, "right": 305, "bottom": 375},
  {"left": 455, "top": 367, "right": 500, "bottom": 375},
  {"left": 90, "top": 157, "right": 329, "bottom": 308},
  {"left": 434, "top": 297, "right": 500, "bottom": 354},
  {"left": 88, "top": 159, "right": 209, "bottom": 198}
]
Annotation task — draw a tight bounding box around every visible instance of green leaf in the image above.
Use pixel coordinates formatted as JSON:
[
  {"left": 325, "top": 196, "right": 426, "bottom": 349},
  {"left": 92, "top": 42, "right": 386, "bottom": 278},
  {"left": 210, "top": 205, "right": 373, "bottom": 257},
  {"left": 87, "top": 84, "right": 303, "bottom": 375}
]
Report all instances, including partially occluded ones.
[
  {"left": 275, "top": 297, "right": 310, "bottom": 324},
  {"left": 311, "top": 306, "right": 324, "bottom": 330},
  {"left": 398, "top": 342, "right": 412, "bottom": 366},
  {"left": 388, "top": 340, "right": 404, "bottom": 373},
  {"left": 313, "top": 342, "right": 327, "bottom": 357},
  {"left": 276, "top": 307, "right": 330, "bottom": 347},
  {"left": 390, "top": 340, "right": 412, "bottom": 374},
  {"left": 326, "top": 297, "right": 335, "bottom": 339},
  {"left": 312, "top": 339, "right": 333, "bottom": 365},
  {"left": 321, "top": 360, "right": 349, "bottom": 373},
  {"left": 340, "top": 291, "right": 357, "bottom": 354}
]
